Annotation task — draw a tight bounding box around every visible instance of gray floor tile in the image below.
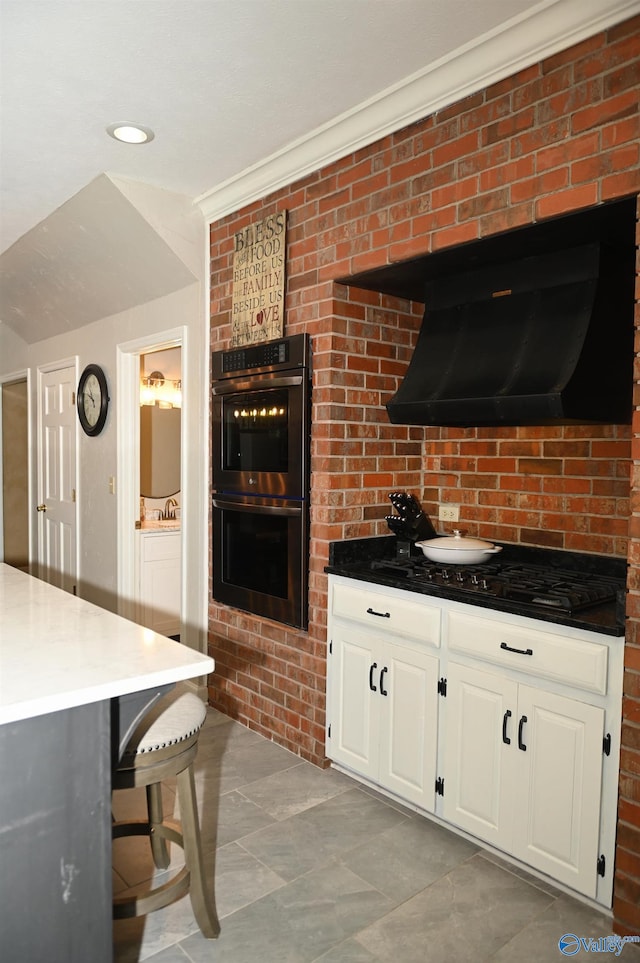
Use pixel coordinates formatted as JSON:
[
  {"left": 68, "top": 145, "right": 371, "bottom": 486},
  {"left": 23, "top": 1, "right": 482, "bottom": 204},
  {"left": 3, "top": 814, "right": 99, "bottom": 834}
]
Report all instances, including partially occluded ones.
[
  {"left": 340, "top": 812, "right": 479, "bottom": 902},
  {"left": 490, "top": 892, "right": 640, "bottom": 962},
  {"left": 312, "top": 940, "right": 379, "bottom": 962},
  {"left": 480, "top": 848, "right": 565, "bottom": 897},
  {"left": 240, "top": 787, "right": 408, "bottom": 882},
  {"left": 200, "top": 705, "right": 232, "bottom": 729},
  {"left": 213, "top": 840, "right": 286, "bottom": 917},
  {"left": 113, "top": 893, "right": 200, "bottom": 962},
  {"left": 126, "top": 945, "right": 192, "bottom": 963},
  {"left": 201, "top": 787, "right": 276, "bottom": 849},
  {"left": 196, "top": 732, "right": 304, "bottom": 795},
  {"left": 354, "top": 852, "right": 554, "bottom": 963},
  {"left": 195, "top": 716, "right": 264, "bottom": 760},
  {"left": 180, "top": 860, "right": 395, "bottom": 963},
  {"left": 239, "top": 759, "right": 353, "bottom": 819}
]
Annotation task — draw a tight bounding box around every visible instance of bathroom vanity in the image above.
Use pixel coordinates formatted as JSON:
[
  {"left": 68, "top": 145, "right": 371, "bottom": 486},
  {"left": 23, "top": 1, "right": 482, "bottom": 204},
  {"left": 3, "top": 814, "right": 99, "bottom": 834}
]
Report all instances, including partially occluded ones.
[{"left": 139, "top": 522, "right": 181, "bottom": 636}]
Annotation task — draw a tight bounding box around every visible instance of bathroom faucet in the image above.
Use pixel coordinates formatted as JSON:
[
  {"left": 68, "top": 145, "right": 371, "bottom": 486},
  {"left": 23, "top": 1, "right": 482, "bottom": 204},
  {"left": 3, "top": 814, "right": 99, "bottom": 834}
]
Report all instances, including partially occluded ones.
[{"left": 164, "top": 497, "right": 178, "bottom": 519}]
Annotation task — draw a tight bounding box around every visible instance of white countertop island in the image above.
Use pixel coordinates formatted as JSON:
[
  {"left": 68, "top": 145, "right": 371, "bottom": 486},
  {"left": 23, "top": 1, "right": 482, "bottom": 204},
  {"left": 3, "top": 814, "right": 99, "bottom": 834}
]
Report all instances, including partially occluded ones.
[
  {"left": 0, "top": 563, "right": 214, "bottom": 962},
  {"left": 0, "top": 562, "right": 212, "bottom": 724}
]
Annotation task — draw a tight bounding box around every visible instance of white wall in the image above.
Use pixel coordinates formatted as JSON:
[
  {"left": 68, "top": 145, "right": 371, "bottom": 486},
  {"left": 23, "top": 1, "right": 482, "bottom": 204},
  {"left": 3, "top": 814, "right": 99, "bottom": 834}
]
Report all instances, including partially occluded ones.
[
  {"left": 0, "top": 322, "right": 28, "bottom": 370},
  {"left": 0, "top": 185, "right": 209, "bottom": 654}
]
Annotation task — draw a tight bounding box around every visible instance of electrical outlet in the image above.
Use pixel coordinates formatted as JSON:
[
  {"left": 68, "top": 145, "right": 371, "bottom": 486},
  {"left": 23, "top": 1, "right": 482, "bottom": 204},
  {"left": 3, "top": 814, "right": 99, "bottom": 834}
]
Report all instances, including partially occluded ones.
[{"left": 438, "top": 504, "right": 460, "bottom": 523}]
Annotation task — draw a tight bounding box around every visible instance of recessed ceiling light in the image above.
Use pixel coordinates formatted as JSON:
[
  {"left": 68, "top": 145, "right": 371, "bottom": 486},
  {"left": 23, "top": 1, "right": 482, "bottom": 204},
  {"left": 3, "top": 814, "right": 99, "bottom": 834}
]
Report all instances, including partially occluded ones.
[{"left": 106, "top": 123, "right": 155, "bottom": 144}]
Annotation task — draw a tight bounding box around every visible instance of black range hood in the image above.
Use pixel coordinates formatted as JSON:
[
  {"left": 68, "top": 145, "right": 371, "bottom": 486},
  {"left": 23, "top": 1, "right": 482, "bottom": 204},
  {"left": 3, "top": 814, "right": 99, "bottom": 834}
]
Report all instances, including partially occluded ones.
[{"left": 342, "top": 198, "right": 636, "bottom": 428}]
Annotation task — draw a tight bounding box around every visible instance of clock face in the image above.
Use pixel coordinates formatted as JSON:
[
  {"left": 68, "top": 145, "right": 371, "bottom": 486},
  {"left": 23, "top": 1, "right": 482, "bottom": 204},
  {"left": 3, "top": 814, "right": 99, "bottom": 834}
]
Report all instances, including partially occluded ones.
[
  {"left": 82, "top": 373, "right": 101, "bottom": 426},
  {"left": 78, "top": 365, "right": 109, "bottom": 435}
]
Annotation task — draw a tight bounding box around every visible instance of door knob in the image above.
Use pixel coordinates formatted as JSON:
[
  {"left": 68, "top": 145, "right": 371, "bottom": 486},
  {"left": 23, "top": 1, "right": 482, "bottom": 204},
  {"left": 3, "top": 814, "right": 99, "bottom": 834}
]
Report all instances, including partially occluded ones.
[{"left": 36, "top": 504, "right": 47, "bottom": 512}]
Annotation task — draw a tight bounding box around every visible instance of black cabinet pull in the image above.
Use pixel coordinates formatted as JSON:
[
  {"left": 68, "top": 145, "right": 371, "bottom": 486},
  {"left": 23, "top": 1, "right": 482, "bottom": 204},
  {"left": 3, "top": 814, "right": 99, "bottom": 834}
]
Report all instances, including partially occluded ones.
[
  {"left": 366, "top": 607, "right": 390, "bottom": 619},
  {"left": 369, "top": 662, "right": 378, "bottom": 692},
  {"left": 518, "top": 715, "right": 528, "bottom": 751},
  {"left": 502, "top": 709, "right": 512, "bottom": 745},
  {"left": 500, "top": 642, "right": 533, "bottom": 656},
  {"left": 380, "top": 666, "right": 388, "bottom": 696}
]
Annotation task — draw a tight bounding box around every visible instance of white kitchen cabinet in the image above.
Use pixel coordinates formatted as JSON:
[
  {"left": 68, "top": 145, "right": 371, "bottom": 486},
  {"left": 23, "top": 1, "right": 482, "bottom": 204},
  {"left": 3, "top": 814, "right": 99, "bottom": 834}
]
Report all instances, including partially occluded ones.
[
  {"left": 442, "top": 661, "right": 603, "bottom": 897},
  {"left": 139, "top": 531, "right": 181, "bottom": 637},
  {"left": 326, "top": 573, "right": 623, "bottom": 906},
  {"left": 327, "top": 580, "right": 440, "bottom": 809}
]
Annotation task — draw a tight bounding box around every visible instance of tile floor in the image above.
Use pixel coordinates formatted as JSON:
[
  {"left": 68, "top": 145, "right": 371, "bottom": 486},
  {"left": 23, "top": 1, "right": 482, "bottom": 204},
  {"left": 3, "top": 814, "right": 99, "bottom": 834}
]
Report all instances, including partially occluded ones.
[{"left": 113, "top": 696, "right": 639, "bottom": 963}]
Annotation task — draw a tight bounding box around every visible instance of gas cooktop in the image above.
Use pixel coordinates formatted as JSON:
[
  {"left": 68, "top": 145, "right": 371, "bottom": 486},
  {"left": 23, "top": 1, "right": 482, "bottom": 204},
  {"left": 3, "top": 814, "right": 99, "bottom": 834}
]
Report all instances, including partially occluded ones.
[
  {"left": 326, "top": 535, "right": 627, "bottom": 635},
  {"left": 369, "top": 557, "right": 621, "bottom": 614}
]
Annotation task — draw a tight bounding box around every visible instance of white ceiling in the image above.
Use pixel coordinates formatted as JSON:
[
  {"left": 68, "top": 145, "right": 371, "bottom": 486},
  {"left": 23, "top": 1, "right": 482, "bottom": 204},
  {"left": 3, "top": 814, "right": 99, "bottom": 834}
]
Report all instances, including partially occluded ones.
[{"left": 1, "top": 0, "right": 637, "bottom": 341}]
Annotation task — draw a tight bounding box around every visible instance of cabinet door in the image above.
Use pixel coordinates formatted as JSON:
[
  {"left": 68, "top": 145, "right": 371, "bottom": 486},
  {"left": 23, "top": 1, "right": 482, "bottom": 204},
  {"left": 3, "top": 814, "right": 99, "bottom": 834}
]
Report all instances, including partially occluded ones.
[
  {"left": 513, "top": 685, "right": 604, "bottom": 898},
  {"left": 378, "top": 643, "right": 439, "bottom": 811},
  {"left": 442, "top": 662, "right": 516, "bottom": 851},
  {"left": 141, "top": 555, "right": 181, "bottom": 636},
  {"left": 139, "top": 534, "right": 181, "bottom": 636},
  {"left": 328, "top": 626, "right": 379, "bottom": 779}
]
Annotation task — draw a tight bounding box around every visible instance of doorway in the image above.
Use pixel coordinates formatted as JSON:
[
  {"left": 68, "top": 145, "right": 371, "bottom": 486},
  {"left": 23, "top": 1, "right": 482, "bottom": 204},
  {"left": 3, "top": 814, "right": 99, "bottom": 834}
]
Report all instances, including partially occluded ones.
[
  {"left": 139, "top": 346, "right": 182, "bottom": 638},
  {"left": 1, "top": 375, "right": 29, "bottom": 571},
  {"left": 116, "top": 328, "right": 186, "bottom": 635}
]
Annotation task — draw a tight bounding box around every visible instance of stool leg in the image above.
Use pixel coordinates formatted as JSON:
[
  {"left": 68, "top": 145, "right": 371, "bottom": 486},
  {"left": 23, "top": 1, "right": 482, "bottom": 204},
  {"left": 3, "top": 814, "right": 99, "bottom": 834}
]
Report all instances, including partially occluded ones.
[
  {"left": 146, "top": 782, "right": 170, "bottom": 870},
  {"left": 177, "top": 764, "right": 220, "bottom": 939}
]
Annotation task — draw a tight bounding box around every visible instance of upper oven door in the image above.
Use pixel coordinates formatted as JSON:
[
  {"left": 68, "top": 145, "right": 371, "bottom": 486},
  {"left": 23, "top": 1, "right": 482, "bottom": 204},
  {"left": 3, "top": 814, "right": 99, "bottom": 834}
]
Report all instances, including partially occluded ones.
[{"left": 212, "top": 370, "right": 309, "bottom": 498}]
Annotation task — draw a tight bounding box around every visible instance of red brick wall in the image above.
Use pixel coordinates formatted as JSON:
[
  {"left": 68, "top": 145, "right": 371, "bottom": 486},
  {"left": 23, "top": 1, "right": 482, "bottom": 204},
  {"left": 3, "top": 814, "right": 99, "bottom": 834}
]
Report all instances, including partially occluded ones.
[{"left": 208, "top": 15, "right": 640, "bottom": 931}]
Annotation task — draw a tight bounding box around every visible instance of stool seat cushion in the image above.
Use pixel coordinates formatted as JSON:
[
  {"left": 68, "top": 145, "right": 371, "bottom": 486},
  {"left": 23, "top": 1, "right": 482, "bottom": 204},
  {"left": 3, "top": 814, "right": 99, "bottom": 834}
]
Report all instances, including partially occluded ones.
[{"left": 124, "top": 692, "right": 207, "bottom": 755}]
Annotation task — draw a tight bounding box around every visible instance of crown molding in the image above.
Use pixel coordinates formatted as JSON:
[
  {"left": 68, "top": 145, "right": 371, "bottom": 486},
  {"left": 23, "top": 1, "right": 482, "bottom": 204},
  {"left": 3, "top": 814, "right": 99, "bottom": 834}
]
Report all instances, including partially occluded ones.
[{"left": 196, "top": 0, "right": 640, "bottom": 225}]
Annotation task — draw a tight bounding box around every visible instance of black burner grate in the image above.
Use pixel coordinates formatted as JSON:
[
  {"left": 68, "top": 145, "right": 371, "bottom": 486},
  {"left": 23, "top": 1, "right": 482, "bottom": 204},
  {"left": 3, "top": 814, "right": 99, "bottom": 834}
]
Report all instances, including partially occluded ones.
[{"left": 370, "top": 558, "right": 621, "bottom": 613}]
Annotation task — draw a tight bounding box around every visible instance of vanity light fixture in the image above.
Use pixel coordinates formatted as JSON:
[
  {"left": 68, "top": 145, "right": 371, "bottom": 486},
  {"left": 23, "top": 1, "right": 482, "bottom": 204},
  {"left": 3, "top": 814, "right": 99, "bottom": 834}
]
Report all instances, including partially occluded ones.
[
  {"left": 140, "top": 371, "right": 182, "bottom": 409},
  {"left": 106, "top": 122, "right": 155, "bottom": 144}
]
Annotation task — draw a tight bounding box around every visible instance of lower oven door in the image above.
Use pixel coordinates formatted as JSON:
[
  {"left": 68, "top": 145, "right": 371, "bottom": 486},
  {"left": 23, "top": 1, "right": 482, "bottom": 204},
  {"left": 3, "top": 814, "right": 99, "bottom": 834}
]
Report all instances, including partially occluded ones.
[{"left": 212, "top": 494, "right": 308, "bottom": 629}]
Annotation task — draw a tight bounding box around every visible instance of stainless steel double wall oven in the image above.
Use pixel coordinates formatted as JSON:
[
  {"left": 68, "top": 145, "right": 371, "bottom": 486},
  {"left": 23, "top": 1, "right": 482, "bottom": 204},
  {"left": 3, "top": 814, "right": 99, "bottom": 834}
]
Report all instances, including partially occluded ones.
[{"left": 211, "top": 334, "right": 311, "bottom": 628}]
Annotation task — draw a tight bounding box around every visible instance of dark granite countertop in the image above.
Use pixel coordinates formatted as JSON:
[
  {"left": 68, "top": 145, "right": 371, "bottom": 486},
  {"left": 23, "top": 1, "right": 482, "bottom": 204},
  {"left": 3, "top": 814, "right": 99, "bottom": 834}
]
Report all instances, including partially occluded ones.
[{"left": 326, "top": 536, "right": 626, "bottom": 638}]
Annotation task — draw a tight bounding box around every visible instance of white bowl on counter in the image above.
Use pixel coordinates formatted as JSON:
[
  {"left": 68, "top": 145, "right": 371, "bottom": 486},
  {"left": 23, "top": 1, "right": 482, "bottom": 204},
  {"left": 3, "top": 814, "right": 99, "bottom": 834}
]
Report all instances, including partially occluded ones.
[{"left": 415, "top": 530, "right": 502, "bottom": 564}]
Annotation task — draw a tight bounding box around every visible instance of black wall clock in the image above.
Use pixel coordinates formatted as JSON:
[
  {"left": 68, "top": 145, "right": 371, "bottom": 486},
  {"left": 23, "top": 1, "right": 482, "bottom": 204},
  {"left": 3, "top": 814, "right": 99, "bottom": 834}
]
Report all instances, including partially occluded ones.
[{"left": 77, "top": 364, "right": 109, "bottom": 436}]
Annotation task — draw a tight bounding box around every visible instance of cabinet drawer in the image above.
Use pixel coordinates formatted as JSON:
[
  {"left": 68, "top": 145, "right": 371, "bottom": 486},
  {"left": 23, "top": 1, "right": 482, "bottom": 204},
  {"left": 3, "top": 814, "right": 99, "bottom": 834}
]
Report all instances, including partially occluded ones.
[
  {"left": 141, "top": 533, "right": 181, "bottom": 562},
  {"left": 331, "top": 582, "right": 440, "bottom": 647},
  {"left": 447, "top": 611, "right": 608, "bottom": 694}
]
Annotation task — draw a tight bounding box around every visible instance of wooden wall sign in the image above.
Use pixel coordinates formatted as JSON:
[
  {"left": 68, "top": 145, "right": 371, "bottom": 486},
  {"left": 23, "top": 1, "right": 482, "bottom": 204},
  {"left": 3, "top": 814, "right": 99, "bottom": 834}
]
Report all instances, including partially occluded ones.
[{"left": 231, "top": 210, "right": 286, "bottom": 347}]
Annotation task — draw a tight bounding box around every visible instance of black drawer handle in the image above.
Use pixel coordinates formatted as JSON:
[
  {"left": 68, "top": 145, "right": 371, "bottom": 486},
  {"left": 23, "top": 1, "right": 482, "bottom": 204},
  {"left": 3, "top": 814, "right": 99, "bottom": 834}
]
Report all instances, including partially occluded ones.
[
  {"left": 369, "top": 662, "right": 378, "bottom": 692},
  {"left": 518, "top": 715, "right": 528, "bottom": 751},
  {"left": 380, "top": 666, "right": 388, "bottom": 696},
  {"left": 367, "top": 607, "right": 390, "bottom": 619},
  {"left": 502, "top": 709, "right": 512, "bottom": 745},
  {"left": 500, "top": 642, "right": 533, "bottom": 656}
]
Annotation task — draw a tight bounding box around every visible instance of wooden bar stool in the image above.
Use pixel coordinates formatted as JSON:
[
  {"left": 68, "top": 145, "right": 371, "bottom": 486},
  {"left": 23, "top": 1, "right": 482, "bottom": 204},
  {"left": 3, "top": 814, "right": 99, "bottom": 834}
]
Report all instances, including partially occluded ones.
[{"left": 112, "top": 692, "right": 219, "bottom": 939}]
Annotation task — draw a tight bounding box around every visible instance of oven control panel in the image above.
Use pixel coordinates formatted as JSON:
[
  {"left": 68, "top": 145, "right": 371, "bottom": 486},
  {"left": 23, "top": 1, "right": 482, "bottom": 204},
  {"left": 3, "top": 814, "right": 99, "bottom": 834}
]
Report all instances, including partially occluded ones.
[
  {"left": 222, "top": 340, "right": 288, "bottom": 373},
  {"left": 213, "top": 333, "right": 309, "bottom": 379}
]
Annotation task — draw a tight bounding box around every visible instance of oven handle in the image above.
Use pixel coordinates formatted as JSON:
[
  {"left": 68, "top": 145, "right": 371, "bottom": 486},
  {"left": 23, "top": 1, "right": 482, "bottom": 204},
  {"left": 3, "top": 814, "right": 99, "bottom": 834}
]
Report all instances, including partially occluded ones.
[
  {"left": 212, "top": 497, "right": 302, "bottom": 517},
  {"left": 212, "top": 374, "right": 304, "bottom": 395}
]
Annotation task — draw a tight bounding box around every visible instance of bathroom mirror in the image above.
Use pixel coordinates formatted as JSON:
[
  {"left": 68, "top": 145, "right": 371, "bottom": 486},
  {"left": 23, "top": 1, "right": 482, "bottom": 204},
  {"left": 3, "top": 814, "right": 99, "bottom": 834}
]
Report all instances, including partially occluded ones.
[{"left": 140, "top": 405, "right": 181, "bottom": 498}]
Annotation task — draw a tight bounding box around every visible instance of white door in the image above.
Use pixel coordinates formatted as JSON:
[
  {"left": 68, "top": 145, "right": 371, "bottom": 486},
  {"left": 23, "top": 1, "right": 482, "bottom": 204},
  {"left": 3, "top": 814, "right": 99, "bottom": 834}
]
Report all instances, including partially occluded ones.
[
  {"left": 379, "top": 642, "right": 439, "bottom": 810},
  {"left": 443, "top": 661, "right": 516, "bottom": 850},
  {"left": 328, "top": 625, "right": 379, "bottom": 779},
  {"left": 513, "top": 684, "right": 604, "bottom": 897},
  {"left": 37, "top": 363, "right": 77, "bottom": 592}
]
